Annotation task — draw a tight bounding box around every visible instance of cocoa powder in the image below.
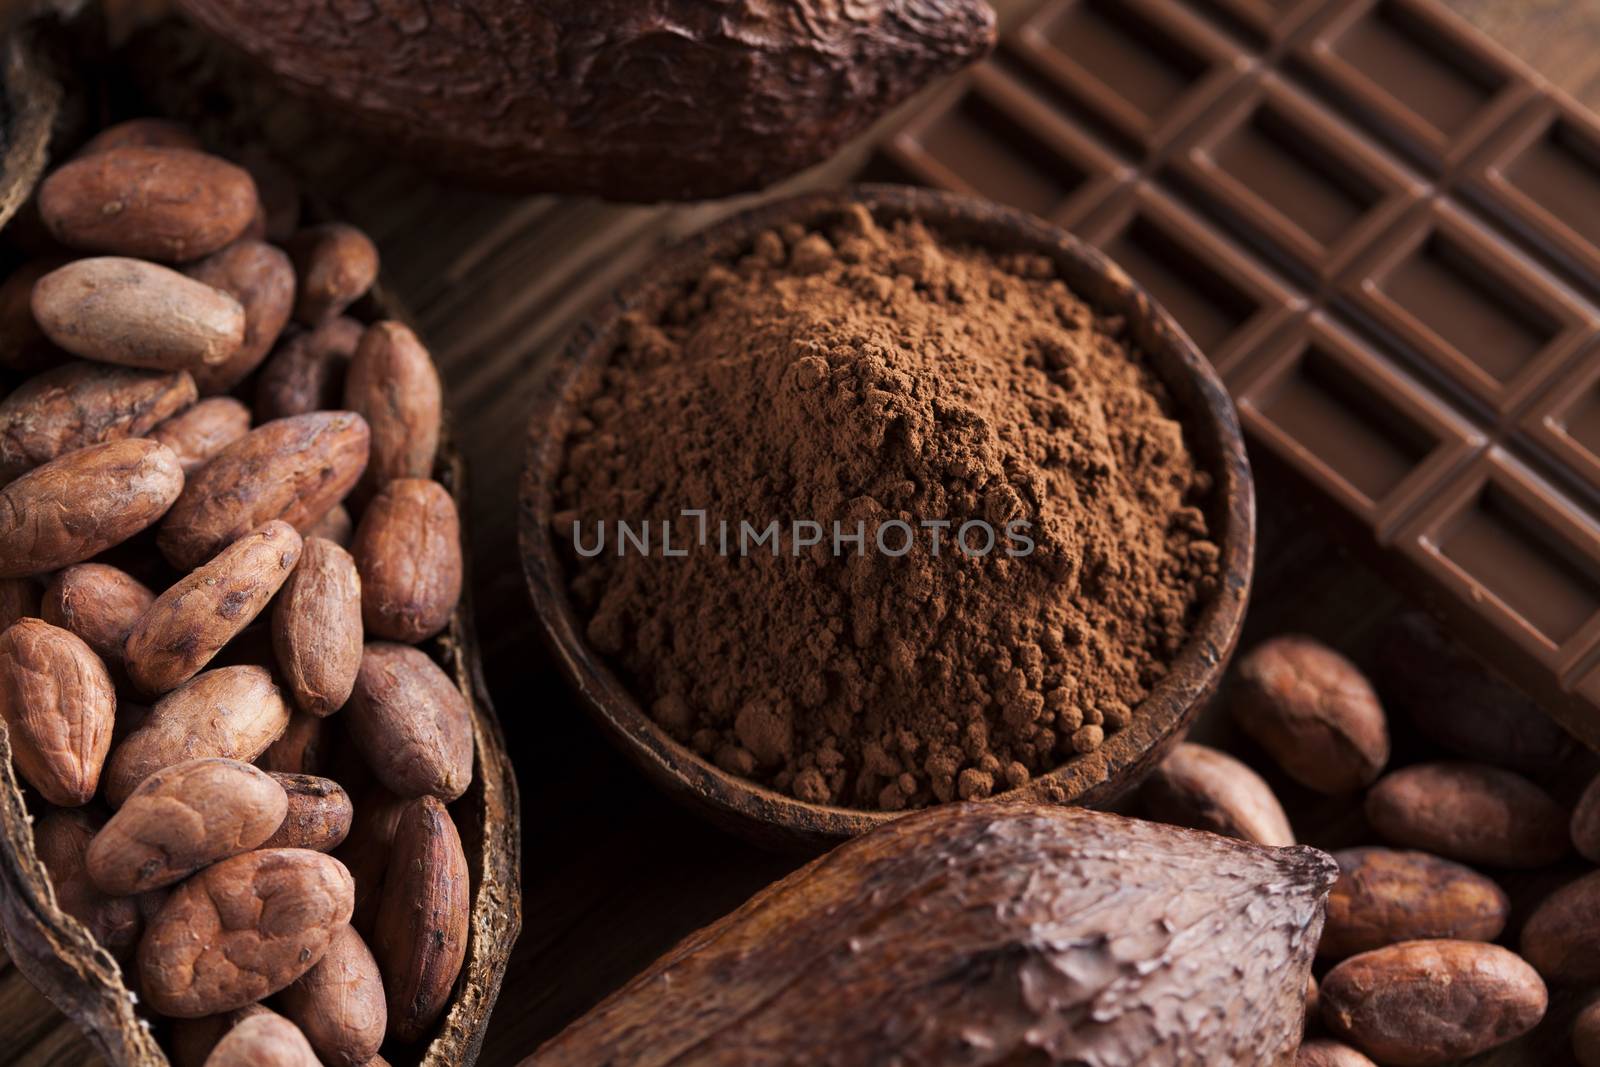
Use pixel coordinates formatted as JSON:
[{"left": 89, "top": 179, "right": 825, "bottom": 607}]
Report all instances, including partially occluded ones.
[{"left": 556, "top": 207, "right": 1218, "bottom": 809}]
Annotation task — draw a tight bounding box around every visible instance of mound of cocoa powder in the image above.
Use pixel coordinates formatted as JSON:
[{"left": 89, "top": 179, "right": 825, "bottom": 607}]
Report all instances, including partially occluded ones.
[{"left": 554, "top": 204, "right": 1219, "bottom": 810}]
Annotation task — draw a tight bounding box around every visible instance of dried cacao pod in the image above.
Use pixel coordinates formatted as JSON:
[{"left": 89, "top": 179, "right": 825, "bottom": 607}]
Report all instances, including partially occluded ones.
[
  {"left": 170, "top": 0, "right": 996, "bottom": 201},
  {"left": 531, "top": 803, "right": 1336, "bottom": 1066}
]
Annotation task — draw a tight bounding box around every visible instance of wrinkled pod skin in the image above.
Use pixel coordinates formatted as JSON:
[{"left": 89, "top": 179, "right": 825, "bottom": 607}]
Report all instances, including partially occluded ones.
[
  {"left": 171, "top": 0, "right": 997, "bottom": 201},
  {"left": 528, "top": 803, "right": 1337, "bottom": 1066}
]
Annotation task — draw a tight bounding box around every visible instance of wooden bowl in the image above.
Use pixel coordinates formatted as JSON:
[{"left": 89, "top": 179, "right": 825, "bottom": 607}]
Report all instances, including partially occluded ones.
[
  {"left": 521, "top": 184, "right": 1255, "bottom": 851},
  {"left": 0, "top": 6, "right": 521, "bottom": 1065}
]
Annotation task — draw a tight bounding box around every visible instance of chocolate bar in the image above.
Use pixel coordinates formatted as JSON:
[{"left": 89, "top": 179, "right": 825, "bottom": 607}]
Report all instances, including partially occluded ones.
[{"left": 871, "top": 0, "right": 1600, "bottom": 747}]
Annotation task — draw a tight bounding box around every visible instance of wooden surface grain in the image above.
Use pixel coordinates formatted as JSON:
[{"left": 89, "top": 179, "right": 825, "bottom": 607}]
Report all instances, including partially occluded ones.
[{"left": 5, "top": 0, "right": 1600, "bottom": 1064}]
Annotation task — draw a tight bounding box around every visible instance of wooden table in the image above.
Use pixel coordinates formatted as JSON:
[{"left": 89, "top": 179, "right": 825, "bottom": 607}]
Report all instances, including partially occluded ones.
[{"left": 5, "top": 0, "right": 1600, "bottom": 1064}]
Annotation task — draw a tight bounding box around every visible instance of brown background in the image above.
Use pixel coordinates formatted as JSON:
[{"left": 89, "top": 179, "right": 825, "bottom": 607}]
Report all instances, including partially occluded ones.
[{"left": 4, "top": 0, "right": 1600, "bottom": 1063}]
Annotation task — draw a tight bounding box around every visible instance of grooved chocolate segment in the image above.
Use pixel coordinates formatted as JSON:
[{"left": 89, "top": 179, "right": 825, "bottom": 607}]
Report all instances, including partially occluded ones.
[
  {"left": 1296, "top": 0, "right": 1535, "bottom": 169},
  {"left": 1437, "top": 485, "right": 1598, "bottom": 643},
  {"left": 876, "top": 0, "right": 1600, "bottom": 738},
  {"left": 1078, "top": 186, "right": 1303, "bottom": 376},
  {"left": 1235, "top": 313, "right": 1481, "bottom": 536},
  {"left": 916, "top": 95, "right": 1079, "bottom": 215},
  {"left": 1504, "top": 126, "right": 1600, "bottom": 248},
  {"left": 1382, "top": 237, "right": 1556, "bottom": 379},
  {"left": 1559, "top": 386, "right": 1600, "bottom": 458},
  {"left": 1014, "top": 0, "right": 1248, "bottom": 153},
  {"left": 1387, "top": 448, "right": 1600, "bottom": 745},
  {"left": 1194, "top": 0, "right": 1327, "bottom": 43},
  {"left": 1541, "top": 363, "right": 1600, "bottom": 461},
  {"left": 1465, "top": 100, "right": 1600, "bottom": 295},
  {"left": 1331, "top": 2, "right": 1494, "bottom": 137},
  {"left": 1109, "top": 221, "right": 1251, "bottom": 348},
  {"left": 1173, "top": 76, "right": 1421, "bottom": 277},
  {"left": 1260, "top": 350, "right": 1427, "bottom": 494},
  {"left": 1519, "top": 342, "right": 1600, "bottom": 496},
  {"left": 1215, "top": 111, "right": 1370, "bottom": 244},
  {"left": 1342, "top": 201, "right": 1596, "bottom": 414},
  {"left": 890, "top": 67, "right": 1130, "bottom": 227},
  {"left": 1037, "top": 0, "right": 1205, "bottom": 119}
]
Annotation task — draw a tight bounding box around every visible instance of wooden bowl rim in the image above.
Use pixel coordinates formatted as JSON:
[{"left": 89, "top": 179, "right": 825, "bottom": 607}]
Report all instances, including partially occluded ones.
[{"left": 521, "top": 183, "right": 1254, "bottom": 849}]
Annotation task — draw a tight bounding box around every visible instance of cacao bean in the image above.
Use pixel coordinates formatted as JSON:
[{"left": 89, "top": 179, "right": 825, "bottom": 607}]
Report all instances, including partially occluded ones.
[
  {"left": 1320, "top": 940, "right": 1545, "bottom": 1065},
  {"left": 344, "top": 320, "right": 440, "bottom": 489},
  {"left": 37, "top": 146, "right": 255, "bottom": 262},
  {"left": 345, "top": 642, "right": 473, "bottom": 801},
  {"left": 0, "top": 259, "right": 68, "bottom": 373},
  {"left": 86, "top": 757, "right": 287, "bottom": 894},
  {"left": 1319, "top": 847, "right": 1507, "bottom": 960},
  {"left": 125, "top": 519, "right": 303, "bottom": 694},
  {"left": 263, "top": 772, "right": 352, "bottom": 851},
  {"left": 103, "top": 664, "right": 290, "bottom": 806},
  {"left": 33, "top": 808, "right": 141, "bottom": 957},
  {"left": 42, "top": 563, "right": 155, "bottom": 669},
  {"left": 147, "top": 396, "right": 252, "bottom": 475},
  {"left": 1365, "top": 762, "right": 1568, "bottom": 868},
  {"left": 1297, "top": 1040, "right": 1376, "bottom": 1067},
  {"left": 1521, "top": 870, "right": 1600, "bottom": 983},
  {"left": 258, "top": 710, "right": 327, "bottom": 776},
  {"left": 0, "top": 438, "right": 184, "bottom": 577},
  {"left": 183, "top": 239, "right": 295, "bottom": 394},
  {"left": 157, "top": 410, "right": 369, "bottom": 569},
  {"left": 305, "top": 503, "right": 354, "bottom": 548},
  {"left": 373, "top": 795, "right": 469, "bottom": 1044},
  {"left": 138, "top": 848, "right": 354, "bottom": 1017},
  {"left": 271, "top": 536, "right": 362, "bottom": 717},
  {"left": 204, "top": 1010, "right": 319, "bottom": 1067},
  {"left": 1575, "top": 998, "right": 1600, "bottom": 1067},
  {"left": 335, "top": 783, "right": 406, "bottom": 937},
  {"left": 254, "top": 317, "right": 362, "bottom": 423},
  {"left": 1571, "top": 772, "right": 1600, "bottom": 862},
  {"left": 0, "top": 360, "right": 196, "bottom": 482},
  {"left": 351, "top": 478, "right": 461, "bottom": 644},
  {"left": 32, "top": 256, "right": 245, "bottom": 372},
  {"left": 1139, "top": 741, "right": 1294, "bottom": 847},
  {"left": 1231, "top": 635, "right": 1389, "bottom": 793},
  {"left": 285, "top": 223, "right": 378, "bottom": 326},
  {"left": 277, "top": 923, "right": 386, "bottom": 1067},
  {"left": 0, "top": 619, "right": 116, "bottom": 805}
]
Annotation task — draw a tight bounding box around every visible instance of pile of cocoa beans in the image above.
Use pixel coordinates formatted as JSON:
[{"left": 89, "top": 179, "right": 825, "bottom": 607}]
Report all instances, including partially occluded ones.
[
  {"left": 1139, "top": 614, "right": 1600, "bottom": 1067},
  {"left": 0, "top": 118, "right": 470, "bottom": 1067}
]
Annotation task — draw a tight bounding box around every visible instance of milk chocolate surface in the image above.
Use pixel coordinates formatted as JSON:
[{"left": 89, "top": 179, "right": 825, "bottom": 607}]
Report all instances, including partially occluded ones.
[{"left": 873, "top": 0, "right": 1600, "bottom": 746}]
